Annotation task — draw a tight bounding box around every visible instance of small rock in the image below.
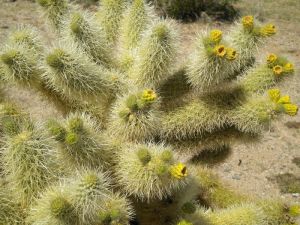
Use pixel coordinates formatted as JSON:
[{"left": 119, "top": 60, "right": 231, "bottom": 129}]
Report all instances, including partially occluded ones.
[
  {"left": 292, "top": 193, "right": 299, "bottom": 198},
  {"left": 232, "top": 174, "right": 241, "bottom": 180},
  {"left": 200, "top": 12, "right": 212, "bottom": 23},
  {"left": 285, "top": 121, "right": 300, "bottom": 129},
  {"left": 224, "top": 168, "right": 231, "bottom": 173},
  {"left": 238, "top": 159, "right": 242, "bottom": 166}
]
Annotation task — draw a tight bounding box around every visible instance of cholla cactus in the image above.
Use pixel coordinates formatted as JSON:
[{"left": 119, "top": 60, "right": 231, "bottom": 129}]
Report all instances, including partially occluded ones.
[
  {"left": 187, "top": 29, "right": 237, "bottom": 92},
  {"left": 0, "top": 185, "right": 25, "bottom": 225},
  {"left": 239, "top": 53, "right": 295, "bottom": 93},
  {"left": 36, "top": 0, "right": 70, "bottom": 31},
  {"left": 1, "top": 124, "right": 58, "bottom": 207},
  {"left": 96, "top": 0, "right": 127, "bottom": 43},
  {"left": 62, "top": 10, "right": 113, "bottom": 68},
  {"left": 27, "top": 185, "right": 77, "bottom": 225},
  {"left": 0, "top": 102, "right": 33, "bottom": 136},
  {"left": 115, "top": 143, "right": 187, "bottom": 200},
  {"left": 181, "top": 200, "right": 298, "bottom": 225},
  {"left": 109, "top": 88, "right": 161, "bottom": 141},
  {"left": 130, "top": 20, "right": 178, "bottom": 88},
  {"left": 47, "top": 113, "right": 113, "bottom": 170},
  {"left": 0, "top": 0, "right": 299, "bottom": 224}
]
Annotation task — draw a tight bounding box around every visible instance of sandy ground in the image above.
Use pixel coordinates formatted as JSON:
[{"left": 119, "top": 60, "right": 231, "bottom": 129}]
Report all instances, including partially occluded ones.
[{"left": 0, "top": 0, "right": 299, "bottom": 212}]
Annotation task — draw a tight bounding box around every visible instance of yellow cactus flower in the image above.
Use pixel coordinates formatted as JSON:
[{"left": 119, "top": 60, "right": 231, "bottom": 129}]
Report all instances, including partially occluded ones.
[
  {"left": 260, "top": 24, "right": 276, "bottom": 37},
  {"left": 141, "top": 89, "right": 157, "bottom": 102},
  {"left": 273, "top": 65, "right": 283, "bottom": 75},
  {"left": 277, "top": 95, "right": 291, "bottom": 104},
  {"left": 242, "top": 15, "right": 254, "bottom": 29},
  {"left": 268, "top": 89, "right": 298, "bottom": 116},
  {"left": 226, "top": 47, "right": 237, "bottom": 60},
  {"left": 268, "top": 89, "right": 281, "bottom": 103},
  {"left": 267, "top": 54, "right": 277, "bottom": 64},
  {"left": 210, "top": 29, "right": 222, "bottom": 43},
  {"left": 284, "top": 63, "right": 294, "bottom": 73},
  {"left": 170, "top": 163, "right": 187, "bottom": 179},
  {"left": 214, "top": 45, "right": 226, "bottom": 57},
  {"left": 283, "top": 103, "right": 298, "bottom": 116}
]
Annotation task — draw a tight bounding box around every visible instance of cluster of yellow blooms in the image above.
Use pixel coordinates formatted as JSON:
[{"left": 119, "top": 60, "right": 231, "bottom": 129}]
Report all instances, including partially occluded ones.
[
  {"left": 242, "top": 15, "right": 276, "bottom": 37},
  {"left": 267, "top": 54, "right": 294, "bottom": 76},
  {"left": 208, "top": 29, "right": 237, "bottom": 60},
  {"left": 170, "top": 163, "right": 188, "bottom": 180},
  {"left": 214, "top": 45, "right": 237, "bottom": 60},
  {"left": 141, "top": 89, "right": 157, "bottom": 103},
  {"left": 268, "top": 89, "right": 298, "bottom": 116}
]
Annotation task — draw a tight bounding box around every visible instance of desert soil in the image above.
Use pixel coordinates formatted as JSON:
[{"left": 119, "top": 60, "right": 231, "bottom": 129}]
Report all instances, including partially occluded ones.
[{"left": 0, "top": 0, "right": 299, "bottom": 212}]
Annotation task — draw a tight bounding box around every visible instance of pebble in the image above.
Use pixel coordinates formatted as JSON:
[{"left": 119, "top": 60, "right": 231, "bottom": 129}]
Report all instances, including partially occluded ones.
[
  {"left": 285, "top": 121, "right": 300, "bottom": 129},
  {"left": 292, "top": 193, "right": 299, "bottom": 198},
  {"left": 232, "top": 174, "right": 241, "bottom": 180},
  {"left": 224, "top": 168, "right": 231, "bottom": 173}
]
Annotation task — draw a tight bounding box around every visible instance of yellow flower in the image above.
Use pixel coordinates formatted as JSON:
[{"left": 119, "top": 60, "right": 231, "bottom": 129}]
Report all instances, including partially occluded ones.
[
  {"left": 260, "top": 24, "right": 276, "bottom": 37},
  {"left": 277, "top": 95, "right": 291, "bottom": 104},
  {"left": 273, "top": 65, "right": 283, "bottom": 75},
  {"left": 141, "top": 89, "right": 157, "bottom": 102},
  {"left": 284, "top": 63, "right": 294, "bottom": 73},
  {"left": 268, "top": 89, "right": 298, "bottom": 116},
  {"left": 210, "top": 29, "right": 222, "bottom": 43},
  {"left": 242, "top": 15, "right": 254, "bottom": 29},
  {"left": 268, "top": 89, "right": 281, "bottom": 103},
  {"left": 214, "top": 45, "right": 226, "bottom": 57},
  {"left": 283, "top": 103, "right": 298, "bottom": 116},
  {"left": 170, "top": 163, "right": 187, "bottom": 179},
  {"left": 267, "top": 54, "right": 277, "bottom": 64},
  {"left": 226, "top": 47, "right": 237, "bottom": 60}
]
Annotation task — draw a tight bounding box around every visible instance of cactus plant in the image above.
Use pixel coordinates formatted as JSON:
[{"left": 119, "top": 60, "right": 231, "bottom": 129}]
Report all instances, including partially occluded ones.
[
  {"left": 1, "top": 124, "right": 58, "bottom": 207},
  {"left": 0, "top": 0, "right": 299, "bottom": 225}
]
